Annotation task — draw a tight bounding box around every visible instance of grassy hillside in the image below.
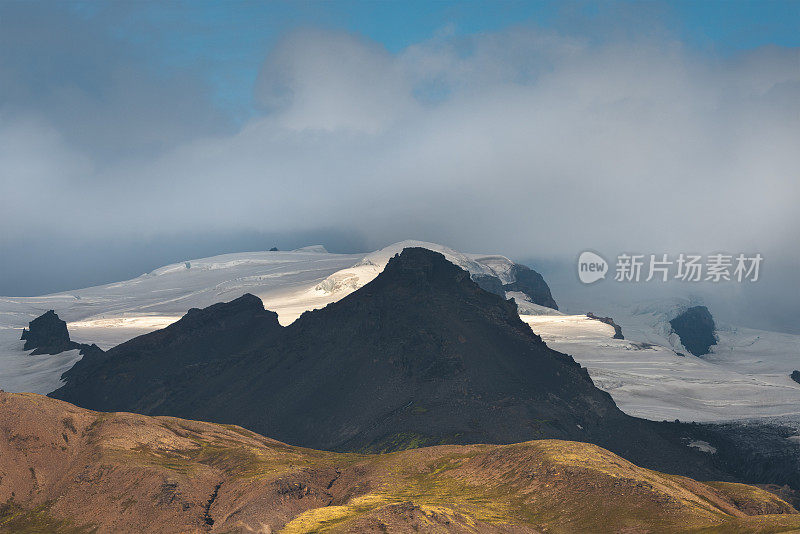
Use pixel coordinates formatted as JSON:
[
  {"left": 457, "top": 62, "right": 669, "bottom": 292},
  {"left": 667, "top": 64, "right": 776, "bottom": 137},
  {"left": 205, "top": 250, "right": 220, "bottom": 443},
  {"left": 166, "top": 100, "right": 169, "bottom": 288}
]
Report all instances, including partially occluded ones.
[{"left": 1, "top": 392, "right": 798, "bottom": 533}]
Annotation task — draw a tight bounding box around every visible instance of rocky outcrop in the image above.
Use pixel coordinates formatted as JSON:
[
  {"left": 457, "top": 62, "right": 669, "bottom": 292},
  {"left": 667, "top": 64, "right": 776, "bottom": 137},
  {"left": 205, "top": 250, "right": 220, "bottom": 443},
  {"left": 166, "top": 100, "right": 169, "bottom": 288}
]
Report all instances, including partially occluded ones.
[
  {"left": 503, "top": 263, "right": 558, "bottom": 310},
  {"left": 791, "top": 371, "right": 800, "bottom": 385},
  {"left": 587, "top": 312, "right": 624, "bottom": 339},
  {"left": 670, "top": 306, "right": 717, "bottom": 356},
  {"left": 21, "top": 310, "right": 73, "bottom": 355},
  {"left": 20, "top": 310, "right": 100, "bottom": 357},
  {"left": 470, "top": 263, "right": 558, "bottom": 310}
]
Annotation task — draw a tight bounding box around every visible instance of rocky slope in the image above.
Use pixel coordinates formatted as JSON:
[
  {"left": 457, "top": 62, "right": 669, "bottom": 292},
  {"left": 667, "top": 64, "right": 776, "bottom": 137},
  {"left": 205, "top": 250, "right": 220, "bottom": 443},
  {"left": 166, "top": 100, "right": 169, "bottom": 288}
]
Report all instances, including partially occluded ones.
[{"left": 2, "top": 391, "right": 798, "bottom": 534}]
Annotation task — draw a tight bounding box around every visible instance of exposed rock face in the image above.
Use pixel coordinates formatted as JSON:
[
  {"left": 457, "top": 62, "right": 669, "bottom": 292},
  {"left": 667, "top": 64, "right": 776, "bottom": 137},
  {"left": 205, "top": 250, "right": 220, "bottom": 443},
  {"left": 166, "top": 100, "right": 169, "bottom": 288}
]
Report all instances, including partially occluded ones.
[
  {"left": 670, "top": 306, "right": 717, "bottom": 356},
  {"left": 471, "top": 263, "right": 558, "bottom": 310},
  {"left": 587, "top": 312, "right": 624, "bottom": 339},
  {"left": 21, "top": 310, "right": 72, "bottom": 354},
  {"left": 50, "top": 249, "right": 800, "bottom": 487},
  {"left": 20, "top": 310, "right": 89, "bottom": 355},
  {"left": 791, "top": 371, "right": 800, "bottom": 385},
  {"left": 504, "top": 263, "right": 559, "bottom": 310},
  {"left": 4, "top": 392, "right": 798, "bottom": 534},
  {"left": 471, "top": 273, "right": 506, "bottom": 296}
]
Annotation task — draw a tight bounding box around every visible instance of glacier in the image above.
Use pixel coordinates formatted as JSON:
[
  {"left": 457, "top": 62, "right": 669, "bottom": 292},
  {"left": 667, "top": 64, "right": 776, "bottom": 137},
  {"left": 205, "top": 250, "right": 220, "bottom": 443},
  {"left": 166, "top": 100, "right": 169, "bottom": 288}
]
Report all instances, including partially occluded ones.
[{"left": 1, "top": 240, "right": 799, "bottom": 427}]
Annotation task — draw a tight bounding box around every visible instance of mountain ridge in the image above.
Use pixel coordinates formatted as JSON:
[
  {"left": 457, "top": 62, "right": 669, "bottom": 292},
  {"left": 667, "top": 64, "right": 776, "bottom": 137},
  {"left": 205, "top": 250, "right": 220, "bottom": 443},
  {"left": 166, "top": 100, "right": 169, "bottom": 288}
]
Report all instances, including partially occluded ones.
[
  {"left": 54, "top": 248, "right": 598, "bottom": 452},
  {"left": 50, "top": 247, "right": 800, "bottom": 488}
]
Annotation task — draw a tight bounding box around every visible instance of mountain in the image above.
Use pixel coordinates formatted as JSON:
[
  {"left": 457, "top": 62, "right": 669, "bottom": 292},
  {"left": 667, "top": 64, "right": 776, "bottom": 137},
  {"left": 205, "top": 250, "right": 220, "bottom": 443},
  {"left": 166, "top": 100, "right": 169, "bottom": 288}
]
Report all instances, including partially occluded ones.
[
  {"left": 310, "top": 240, "right": 558, "bottom": 315},
  {"left": 9, "top": 240, "right": 798, "bottom": 429},
  {"left": 50, "top": 248, "right": 599, "bottom": 453},
  {"left": 5, "top": 240, "right": 800, "bottom": 482},
  {"left": 670, "top": 305, "right": 717, "bottom": 356},
  {"left": 0, "top": 241, "right": 558, "bottom": 394},
  {"left": 51, "top": 247, "right": 800, "bottom": 488},
  {"left": 2, "top": 391, "right": 798, "bottom": 534}
]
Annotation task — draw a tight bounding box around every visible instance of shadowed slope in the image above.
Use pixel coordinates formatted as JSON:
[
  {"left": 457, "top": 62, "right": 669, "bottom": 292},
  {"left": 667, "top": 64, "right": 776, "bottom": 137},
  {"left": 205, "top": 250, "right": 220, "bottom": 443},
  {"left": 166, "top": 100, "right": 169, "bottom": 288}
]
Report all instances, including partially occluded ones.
[{"left": 52, "top": 248, "right": 613, "bottom": 452}]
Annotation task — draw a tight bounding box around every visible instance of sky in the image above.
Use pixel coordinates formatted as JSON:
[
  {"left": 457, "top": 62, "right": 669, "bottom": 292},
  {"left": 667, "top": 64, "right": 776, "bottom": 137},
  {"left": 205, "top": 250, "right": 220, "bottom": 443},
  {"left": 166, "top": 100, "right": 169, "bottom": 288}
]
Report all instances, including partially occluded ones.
[{"left": 0, "top": 1, "right": 798, "bottom": 331}]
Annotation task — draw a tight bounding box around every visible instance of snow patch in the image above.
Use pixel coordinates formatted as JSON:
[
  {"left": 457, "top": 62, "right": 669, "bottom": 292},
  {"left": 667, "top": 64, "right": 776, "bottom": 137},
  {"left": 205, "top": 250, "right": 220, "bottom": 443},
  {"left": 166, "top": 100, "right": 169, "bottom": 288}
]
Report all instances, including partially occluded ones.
[
  {"left": 506, "top": 291, "right": 563, "bottom": 316},
  {"left": 688, "top": 440, "right": 717, "bottom": 454}
]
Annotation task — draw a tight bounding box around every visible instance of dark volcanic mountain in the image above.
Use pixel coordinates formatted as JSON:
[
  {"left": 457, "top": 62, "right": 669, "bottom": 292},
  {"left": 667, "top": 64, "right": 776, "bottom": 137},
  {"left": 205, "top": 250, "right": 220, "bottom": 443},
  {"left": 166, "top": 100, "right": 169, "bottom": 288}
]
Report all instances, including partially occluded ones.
[
  {"left": 670, "top": 305, "right": 717, "bottom": 356},
  {"left": 50, "top": 248, "right": 799, "bottom": 485},
  {"left": 52, "top": 248, "right": 599, "bottom": 448},
  {"left": 21, "top": 310, "right": 100, "bottom": 356}
]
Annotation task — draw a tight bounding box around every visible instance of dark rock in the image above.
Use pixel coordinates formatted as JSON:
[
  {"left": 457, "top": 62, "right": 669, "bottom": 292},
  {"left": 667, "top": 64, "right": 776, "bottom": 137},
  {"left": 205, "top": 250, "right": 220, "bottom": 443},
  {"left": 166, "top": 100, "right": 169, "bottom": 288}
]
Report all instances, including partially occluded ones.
[
  {"left": 678, "top": 421, "right": 800, "bottom": 492},
  {"left": 470, "top": 263, "right": 558, "bottom": 311},
  {"left": 471, "top": 274, "right": 505, "bottom": 297},
  {"left": 21, "top": 310, "right": 104, "bottom": 358},
  {"left": 53, "top": 293, "right": 280, "bottom": 413},
  {"left": 503, "top": 264, "right": 559, "bottom": 310},
  {"left": 21, "top": 311, "right": 77, "bottom": 355},
  {"left": 791, "top": 371, "right": 800, "bottom": 385},
  {"left": 269, "top": 247, "right": 279, "bottom": 252},
  {"left": 586, "top": 313, "right": 624, "bottom": 339},
  {"left": 669, "top": 306, "right": 717, "bottom": 356}
]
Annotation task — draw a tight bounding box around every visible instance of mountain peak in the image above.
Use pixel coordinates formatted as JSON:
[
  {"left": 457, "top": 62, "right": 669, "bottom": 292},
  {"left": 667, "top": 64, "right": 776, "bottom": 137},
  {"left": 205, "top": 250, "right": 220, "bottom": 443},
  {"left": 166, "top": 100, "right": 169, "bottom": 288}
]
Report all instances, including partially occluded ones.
[{"left": 380, "top": 247, "right": 471, "bottom": 286}]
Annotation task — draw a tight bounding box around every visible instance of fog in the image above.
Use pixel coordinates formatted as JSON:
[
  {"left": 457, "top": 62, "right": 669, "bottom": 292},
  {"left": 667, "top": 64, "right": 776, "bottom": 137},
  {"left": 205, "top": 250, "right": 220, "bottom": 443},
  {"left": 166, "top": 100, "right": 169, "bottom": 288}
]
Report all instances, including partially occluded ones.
[{"left": 1, "top": 4, "right": 797, "bottom": 332}]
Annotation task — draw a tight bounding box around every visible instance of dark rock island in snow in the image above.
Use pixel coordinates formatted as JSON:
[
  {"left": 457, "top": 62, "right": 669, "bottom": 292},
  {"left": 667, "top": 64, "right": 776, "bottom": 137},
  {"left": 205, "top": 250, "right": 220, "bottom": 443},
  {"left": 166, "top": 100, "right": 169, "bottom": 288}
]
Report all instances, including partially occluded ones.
[
  {"left": 21, "top": 310, "right": 101, "bottom": 356},
  {"left": 670, "top": 306, "right": 717, "bottom": 356}
]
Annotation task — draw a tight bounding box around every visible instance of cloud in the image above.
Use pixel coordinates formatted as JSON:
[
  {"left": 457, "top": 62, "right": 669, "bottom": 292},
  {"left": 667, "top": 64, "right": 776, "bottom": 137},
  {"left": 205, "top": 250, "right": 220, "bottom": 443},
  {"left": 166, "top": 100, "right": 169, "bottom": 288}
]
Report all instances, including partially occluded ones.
[
  {"left": 1, "top": 21, "right": 798, "bottom": 316},
  {"left": 256, "top": 30, "right": 418, "bottom": 133},
  {"left": 0, "top": 2, "right": 229, "bottom": 162},
  {"left": 0, "top": 115, "right": 93, "bottom": 236}
]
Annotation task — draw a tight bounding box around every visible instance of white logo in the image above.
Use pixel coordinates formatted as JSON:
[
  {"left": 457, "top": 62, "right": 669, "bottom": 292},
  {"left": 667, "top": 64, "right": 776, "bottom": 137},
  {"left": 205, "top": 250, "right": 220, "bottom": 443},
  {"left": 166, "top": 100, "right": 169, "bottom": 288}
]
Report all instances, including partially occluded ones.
[{"left": 578, "top": 251, "right": 608, "bottom": 284}]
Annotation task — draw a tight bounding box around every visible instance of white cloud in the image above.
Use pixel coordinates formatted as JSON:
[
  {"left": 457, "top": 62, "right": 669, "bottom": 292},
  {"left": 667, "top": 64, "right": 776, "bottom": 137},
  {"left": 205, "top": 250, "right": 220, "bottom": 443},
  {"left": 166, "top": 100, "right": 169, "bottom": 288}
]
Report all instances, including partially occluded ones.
[
  {"left": 2, "top": 27, "right": 798, "bottom": 263},
  {"left": 256, "top": 30, "right": 418, "bottom": 133},
  {"left": 0, "top": 115, "right": 93, "bottom": 236}
]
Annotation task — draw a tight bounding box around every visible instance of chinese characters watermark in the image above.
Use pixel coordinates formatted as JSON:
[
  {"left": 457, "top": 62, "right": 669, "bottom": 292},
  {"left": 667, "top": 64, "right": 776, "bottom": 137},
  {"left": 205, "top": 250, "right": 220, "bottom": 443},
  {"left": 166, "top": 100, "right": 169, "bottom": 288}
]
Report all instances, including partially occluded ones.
[{"left": 578, "top": 252, "right": 762, "bottom": 284}]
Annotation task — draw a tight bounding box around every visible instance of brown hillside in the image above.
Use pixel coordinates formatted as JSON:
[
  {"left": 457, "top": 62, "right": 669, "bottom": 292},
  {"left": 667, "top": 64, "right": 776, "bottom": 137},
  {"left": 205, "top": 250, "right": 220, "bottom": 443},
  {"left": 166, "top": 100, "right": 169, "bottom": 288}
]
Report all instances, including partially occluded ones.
[{"left": 0, "top": 392, "right": 797, "bottom": 533}]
